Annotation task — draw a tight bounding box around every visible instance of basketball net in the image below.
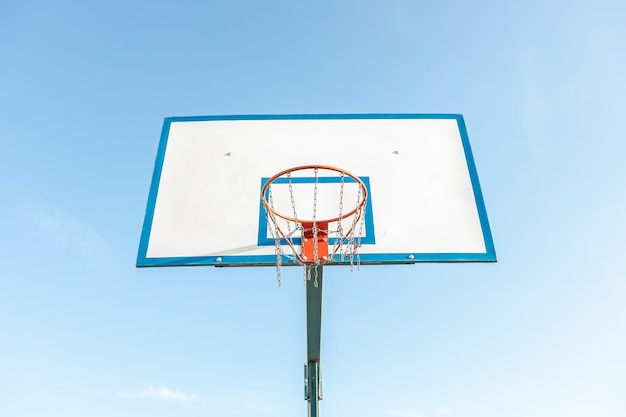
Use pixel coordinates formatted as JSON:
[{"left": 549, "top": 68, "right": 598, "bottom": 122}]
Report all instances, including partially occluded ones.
[{"left": 261, "top": 165, "right": 367, "bottom": 286}]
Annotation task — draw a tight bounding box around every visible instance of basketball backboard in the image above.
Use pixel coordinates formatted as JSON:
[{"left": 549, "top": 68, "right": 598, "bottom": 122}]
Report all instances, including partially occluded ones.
[{"left": 137, "top": 114, "right": 496, "bottom": 267}]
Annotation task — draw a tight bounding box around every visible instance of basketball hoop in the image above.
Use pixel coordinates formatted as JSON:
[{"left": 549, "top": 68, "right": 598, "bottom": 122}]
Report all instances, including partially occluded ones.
[{"left": 261, "top": 165, "right": 368, "bottom": 284}]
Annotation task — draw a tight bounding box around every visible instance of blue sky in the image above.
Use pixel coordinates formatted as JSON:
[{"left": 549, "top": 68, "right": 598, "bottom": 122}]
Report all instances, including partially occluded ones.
[{"left": 1, "top": 1, "right": 625, "bottom": 416}]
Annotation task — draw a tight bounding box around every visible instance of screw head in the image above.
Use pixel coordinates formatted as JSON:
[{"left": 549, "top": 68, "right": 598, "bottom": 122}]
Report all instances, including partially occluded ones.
[
  {"left": 216, "top": 257, "right": 223, "bottom": 262},
  {"left": 408, "top": 254, "right": 415, "bottom": 260}
]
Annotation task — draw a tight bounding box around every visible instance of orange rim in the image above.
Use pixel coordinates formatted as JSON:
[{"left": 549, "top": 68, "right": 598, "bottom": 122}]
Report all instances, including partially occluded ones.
[{"left": 260, "top": 164, "right": 368, "bottom": 224}]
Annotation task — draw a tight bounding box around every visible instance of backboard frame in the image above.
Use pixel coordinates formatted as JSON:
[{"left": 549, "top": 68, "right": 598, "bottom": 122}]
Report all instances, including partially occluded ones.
[{"left": 137, "top": 114, "right": 496, "bottom": 267}]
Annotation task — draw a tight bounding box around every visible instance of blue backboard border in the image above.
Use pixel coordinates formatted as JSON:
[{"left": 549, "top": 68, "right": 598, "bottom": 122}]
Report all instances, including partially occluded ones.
[
  {"left": 137, "top": 113, "right": 496, "bottom": 267},
  {"left": 257, "top": 176, "right": 375, "bottom": 247}
]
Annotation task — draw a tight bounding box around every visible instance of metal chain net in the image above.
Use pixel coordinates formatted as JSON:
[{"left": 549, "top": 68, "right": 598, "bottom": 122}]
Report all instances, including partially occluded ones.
[{"left": 263, "top": 166, "right": 366, "bottom": 286}]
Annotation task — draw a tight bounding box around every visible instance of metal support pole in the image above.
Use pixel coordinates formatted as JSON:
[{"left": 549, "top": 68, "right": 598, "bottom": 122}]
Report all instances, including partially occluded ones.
[{"left": 304, "top": 265, "right": 323, "bottom": 417}]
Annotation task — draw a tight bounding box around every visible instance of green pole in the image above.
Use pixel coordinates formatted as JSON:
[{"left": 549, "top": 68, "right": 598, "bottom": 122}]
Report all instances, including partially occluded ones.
[{"left": 304, "top": 265, "right": 323, "bottom": 417}]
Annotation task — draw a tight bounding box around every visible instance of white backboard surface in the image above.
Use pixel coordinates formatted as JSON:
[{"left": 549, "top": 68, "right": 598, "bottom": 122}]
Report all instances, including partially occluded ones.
[{"left": 137, "top": 114, "right": 496, "bottom": 267}]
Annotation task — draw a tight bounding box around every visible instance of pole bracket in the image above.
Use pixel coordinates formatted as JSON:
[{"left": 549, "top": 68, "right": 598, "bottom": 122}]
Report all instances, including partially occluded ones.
[{"left": 304, "top": 362, "right": 323, "bottom": 401}]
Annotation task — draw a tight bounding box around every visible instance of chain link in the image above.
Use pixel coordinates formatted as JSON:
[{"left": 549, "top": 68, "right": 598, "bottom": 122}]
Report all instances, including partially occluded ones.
[
  {"left": 287, "top": 172, "right": 298, "bottom": 222},
  {"left": 286, "top": 172, "right": 296, "bottom": 247},
  {"left": 333, "top": 172, "right": 346, "bottom": 261},
  {"left": 265, "top": 185, "right": 283, "bottom": 285},
  {"left": 347, "top": 185, "right": 365, "bottom": 271},
  {"left": 312, "top": 168, "right": 319, "bottom": 286}
]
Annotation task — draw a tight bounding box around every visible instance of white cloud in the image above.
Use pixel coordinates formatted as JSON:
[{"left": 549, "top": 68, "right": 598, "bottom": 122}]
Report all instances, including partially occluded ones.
[
  {"left": 24, "top": 201, "right": 117, "bottom": 275},
  {"left": 118, "top": 387, "right": 287, "bottom": 415},
  {"left": 120, "top": 385, "right": 203, "bottom": 404},
  {"left": 386, "top": 410, "right": 428, "bottom": 417},
  {"left": 386, "top": 406, "right": 452, "bottom": 417}
]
